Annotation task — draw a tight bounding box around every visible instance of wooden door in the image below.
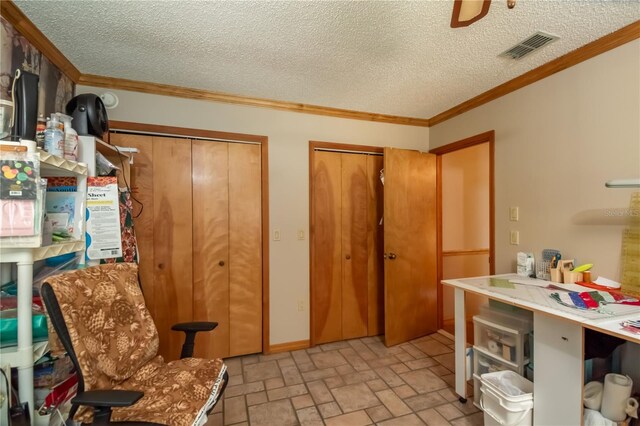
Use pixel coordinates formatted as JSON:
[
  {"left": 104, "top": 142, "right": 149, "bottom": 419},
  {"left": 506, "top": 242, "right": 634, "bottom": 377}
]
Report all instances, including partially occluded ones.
[
  {"left": 312, "top": 151, "right": 343, "bottom": 344},
  {"left": 311, "top": 149, "right": 384, "bottom": 345},
  {"left": 192, "top": 140, "right": 262, "bottom": 358},
  {"left": 384, "top": 148, "right": 437, "bottom": 347},
  {"left": 153, "top": 136, "right": 194, "bottom": 360},
  {"left": 341, "top": 154, "right": 368, "bottom": 339},
  {"left": 441, "top": 143, "right": 491, "bottom": 338},
  {"left": 111, "top": 132, "right": 264, "bottom": 360},
  {"left": 228, "top": 142, "right": 262, "bottom": 356},
  {"left": 367, "top": 155, "right": 384, "bottom": 336},
  {"left": 192, "top": 141, "right": 230, "bottom": 359}
]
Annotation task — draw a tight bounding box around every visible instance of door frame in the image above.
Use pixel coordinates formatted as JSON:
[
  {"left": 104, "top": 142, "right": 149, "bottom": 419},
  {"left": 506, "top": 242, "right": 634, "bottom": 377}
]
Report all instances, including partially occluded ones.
[
  {"left": 429, "top": 130, "right": 495, "bottom": 330},
  {"left": 109, "top": 120, "right": 272, "bottom": 354},
  {"left": 308, "top": 140, "right": 383, "bottom": 347}
]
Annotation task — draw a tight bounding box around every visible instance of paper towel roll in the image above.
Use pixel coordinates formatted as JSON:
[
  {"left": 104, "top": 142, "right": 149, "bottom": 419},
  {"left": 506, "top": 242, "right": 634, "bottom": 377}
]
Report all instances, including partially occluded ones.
[
  {"left": 601, "top": 374, "right": 633, "bottom": 422},
  {"left": 584, "top": 381, "right": 604, "bottom": 410},
  {"left": 487, "top": 340, "right": 501, "bottom": 354}
]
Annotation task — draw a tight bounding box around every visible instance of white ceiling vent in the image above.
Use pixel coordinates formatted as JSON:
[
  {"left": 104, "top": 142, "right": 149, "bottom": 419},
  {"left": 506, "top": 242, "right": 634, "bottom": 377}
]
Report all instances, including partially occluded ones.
[{"left": 499, "top": 31, "right": 559, "bottom": 60}]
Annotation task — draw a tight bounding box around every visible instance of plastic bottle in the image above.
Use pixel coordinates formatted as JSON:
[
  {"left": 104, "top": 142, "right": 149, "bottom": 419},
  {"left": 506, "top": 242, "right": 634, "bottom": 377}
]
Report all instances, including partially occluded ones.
[
  {"left": 44, "top": 115, "right": 64, "bottom": 157},
  {"left": 57, "top": 113, "right": 78, "bottom": 161},
  {"left": 35, "top": 113, "right": 46, "bottom": 149}
]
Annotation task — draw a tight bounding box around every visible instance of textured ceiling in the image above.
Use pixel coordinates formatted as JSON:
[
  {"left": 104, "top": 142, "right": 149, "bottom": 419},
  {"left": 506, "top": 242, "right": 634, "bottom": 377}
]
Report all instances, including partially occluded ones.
[{"left": 14, "top": 0, "right": 640, "bottom": 119}]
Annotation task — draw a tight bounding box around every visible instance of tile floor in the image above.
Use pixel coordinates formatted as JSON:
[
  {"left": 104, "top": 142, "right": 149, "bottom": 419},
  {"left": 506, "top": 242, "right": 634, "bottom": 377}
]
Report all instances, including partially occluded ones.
[{"left": 206, "top": 333, "right": 483, "bottom": 426}]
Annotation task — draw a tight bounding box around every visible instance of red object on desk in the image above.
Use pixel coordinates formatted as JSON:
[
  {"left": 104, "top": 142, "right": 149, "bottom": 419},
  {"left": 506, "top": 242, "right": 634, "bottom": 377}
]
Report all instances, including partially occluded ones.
[{"left": 575, "top": 282, "right": 640, "bottom": 306}]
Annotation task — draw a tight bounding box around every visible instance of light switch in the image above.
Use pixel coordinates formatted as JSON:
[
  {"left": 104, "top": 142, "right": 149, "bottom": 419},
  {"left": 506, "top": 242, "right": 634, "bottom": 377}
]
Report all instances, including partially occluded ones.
[
  {"left": 273, "top": 229, "right": 281, "bottom": 241},
  {"left": 510, "top": 206, "right": 519, "bottom": 221},
  {"left": 297, "top": 230, "right": 305, "bottom": 240},
  {"left": 510, "top": 230, "right": 520, "bottom": 245}
]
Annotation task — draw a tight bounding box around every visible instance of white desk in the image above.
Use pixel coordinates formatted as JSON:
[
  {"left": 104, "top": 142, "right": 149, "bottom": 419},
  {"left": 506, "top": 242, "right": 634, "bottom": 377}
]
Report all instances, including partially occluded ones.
[{"left": 443, "top": 274, "right": 640, "bottom": 426}]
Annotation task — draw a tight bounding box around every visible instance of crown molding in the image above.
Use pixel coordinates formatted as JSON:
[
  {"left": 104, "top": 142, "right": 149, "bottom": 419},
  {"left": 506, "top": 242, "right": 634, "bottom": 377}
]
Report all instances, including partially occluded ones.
[
  {"left": 1, "top": 0, "right": 81, "bottom": 82},
  {"left": 429, "top": 19, "right": 640, "bottom": 126},
  {"left": 78, "top": 74, "right": 430, "bottom": 127}
]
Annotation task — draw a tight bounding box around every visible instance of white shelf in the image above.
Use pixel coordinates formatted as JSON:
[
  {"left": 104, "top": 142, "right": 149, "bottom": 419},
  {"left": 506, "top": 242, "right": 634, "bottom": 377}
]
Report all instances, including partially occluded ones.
[
  {"left": 0, "top": 240, "right": 84, "bottom": 261},
  {"left": 38, "top": 150, "right": 88, "bottom": 176},
  {"left": 0, "top": 341, "right": 49, "bottom": 368},
  {"left": 0, "top": 148, "right": 89, "bottom": 421},
  {"left": 34, "top": 240, "right": 85, "bottom": 261}
]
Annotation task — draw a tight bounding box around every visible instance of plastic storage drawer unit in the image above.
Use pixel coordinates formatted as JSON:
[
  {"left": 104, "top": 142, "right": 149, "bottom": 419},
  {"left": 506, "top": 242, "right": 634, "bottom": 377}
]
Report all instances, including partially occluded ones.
[
  {"left": 474, "top": 315, "right": 530, "bottom": 373},
  {"left": 474, "top": 346, "right": 520, "bottom": 376}
]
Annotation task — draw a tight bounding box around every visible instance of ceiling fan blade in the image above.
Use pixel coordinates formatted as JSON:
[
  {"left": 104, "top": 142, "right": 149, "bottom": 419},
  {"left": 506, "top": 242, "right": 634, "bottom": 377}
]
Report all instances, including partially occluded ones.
[{"left": 451, "top": 0, "right": 492, "bottom": 28}]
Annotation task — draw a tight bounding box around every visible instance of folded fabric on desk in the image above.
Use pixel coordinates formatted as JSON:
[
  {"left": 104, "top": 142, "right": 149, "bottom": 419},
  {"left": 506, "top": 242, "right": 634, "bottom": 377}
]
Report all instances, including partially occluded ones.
[{"left": 550, "top": 290, "right": 639, "bottom": 310}]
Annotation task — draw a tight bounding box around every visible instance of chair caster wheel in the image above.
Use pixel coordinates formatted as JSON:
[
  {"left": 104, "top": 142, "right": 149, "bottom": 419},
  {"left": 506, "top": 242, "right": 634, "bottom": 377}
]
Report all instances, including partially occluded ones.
[{"left": 458, "top": 396, "right": 467, "bottom": 403}]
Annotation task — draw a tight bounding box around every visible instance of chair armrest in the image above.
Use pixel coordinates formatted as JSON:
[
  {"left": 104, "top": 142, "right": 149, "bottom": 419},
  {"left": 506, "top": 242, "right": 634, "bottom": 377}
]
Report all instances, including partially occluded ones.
[
  {"left": 72, "top": 390, "right": 143, "bottom": 407},
  {"left": 171, "top": 321, "right": 218, "bottom": 332},
  {"left": 72, "top": 390, "right": 143, "bottom": 425},
  {"left": 172, "top": 322, "right": 218, "bottom": 358}
]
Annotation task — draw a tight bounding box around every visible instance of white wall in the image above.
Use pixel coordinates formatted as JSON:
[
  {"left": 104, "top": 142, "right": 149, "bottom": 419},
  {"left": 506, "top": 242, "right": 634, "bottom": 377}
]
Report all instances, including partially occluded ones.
[
  {"left": 76, "top": 84, "right": 429, "bottom": 345},
  {"left": 430, "top": 40, "right": 640, "bottom": 281}
]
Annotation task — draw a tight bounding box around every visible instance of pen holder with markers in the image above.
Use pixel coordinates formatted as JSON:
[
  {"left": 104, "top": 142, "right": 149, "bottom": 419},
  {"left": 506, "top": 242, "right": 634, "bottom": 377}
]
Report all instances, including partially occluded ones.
[{"left": 549, "top": 259, "right": 578, "bottom": 283}]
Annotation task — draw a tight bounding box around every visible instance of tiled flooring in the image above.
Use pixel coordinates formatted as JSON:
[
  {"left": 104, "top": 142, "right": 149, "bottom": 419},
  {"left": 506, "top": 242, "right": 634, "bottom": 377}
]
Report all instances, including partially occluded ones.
[{"left": 206, "top": 333, "right": 483, "bottom": 426}]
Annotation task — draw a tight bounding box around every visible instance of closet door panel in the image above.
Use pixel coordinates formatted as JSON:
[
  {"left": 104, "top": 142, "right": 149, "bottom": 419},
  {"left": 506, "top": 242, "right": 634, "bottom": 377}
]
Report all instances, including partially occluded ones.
[
  {"left": 109, "top": 133, "right": 155, "bottom": 314},
  {"left": 152, "top": 136, "right": 194, "bottom": 361},
  {"left": 367, "top": 155, "right": 384, "bottom": 336},
  {"left": 192, "top": 141, "right": 230, "bottom": 359},
  {"left": 228, "top": 143, "right": 263, "bottom": 356},
  {"left": 341, "top": 154, "right": 368, "bottom": 339},
  {"left": 383, "top": 148, "right": 437, "bottom": 347},
  {"left": 312, "top": 151, "right": 343, "bottom": 344}
]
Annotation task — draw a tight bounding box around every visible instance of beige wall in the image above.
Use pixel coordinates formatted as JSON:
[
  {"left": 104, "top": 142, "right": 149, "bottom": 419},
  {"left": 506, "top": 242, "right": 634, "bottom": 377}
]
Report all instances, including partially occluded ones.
[
  {"left": 76, "top": 84, "right": 429, "bottom": 345},
  {"left": 431, "top": 40, "right": 640, "bottom": 281}
]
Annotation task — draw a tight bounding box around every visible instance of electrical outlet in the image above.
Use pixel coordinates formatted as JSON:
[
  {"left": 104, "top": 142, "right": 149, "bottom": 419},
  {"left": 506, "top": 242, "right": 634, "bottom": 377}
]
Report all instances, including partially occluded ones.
[
  {"left": 510, "top": 230, "right": 520, "bottom": 245},
  {"left": 297, "top": 230, "right": 305, "bottom": 240},
  {"left": 297, "top": 300, "right": 304, "bottom": 312},
  {"left": 273, "top": 229, "right": 281, "bottom": 241}
]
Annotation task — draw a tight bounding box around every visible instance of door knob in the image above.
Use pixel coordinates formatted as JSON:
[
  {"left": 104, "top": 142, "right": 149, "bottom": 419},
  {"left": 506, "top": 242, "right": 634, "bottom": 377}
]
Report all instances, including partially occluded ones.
[
  {"left": 345, "top": 254, "right": 351, "bottom": 260},
  {"left": 383, "top": 253, "right": 387, "bottom": 259},
  {"left": 219, "top": 260, "right": 225, "bottom": 266},
  {"left": 388, "top": 252, "right": 397, "bottom": 260}
]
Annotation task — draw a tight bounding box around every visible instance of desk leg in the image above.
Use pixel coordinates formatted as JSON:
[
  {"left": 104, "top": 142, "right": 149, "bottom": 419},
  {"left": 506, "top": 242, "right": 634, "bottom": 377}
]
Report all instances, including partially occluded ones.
[
  {"left": 454, "top": 288, "right": 468, "bottom": 402},
  {"left": 533, "top": 312, "right": 582, "bottom": 426}
]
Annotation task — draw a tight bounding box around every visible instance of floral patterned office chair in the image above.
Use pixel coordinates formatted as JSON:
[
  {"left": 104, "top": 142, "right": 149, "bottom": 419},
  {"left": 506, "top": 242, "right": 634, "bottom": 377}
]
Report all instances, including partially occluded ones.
[{"left": 41, "top": 263, "right": 228, "bottom": 425}]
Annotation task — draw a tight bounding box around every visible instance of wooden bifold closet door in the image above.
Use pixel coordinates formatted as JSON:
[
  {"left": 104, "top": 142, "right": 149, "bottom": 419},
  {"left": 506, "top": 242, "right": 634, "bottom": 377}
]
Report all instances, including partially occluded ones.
[
  {"left": 312, "top": 150, "right": 384, "bottom": 345},
  {"left": 110, "top": 133, "right": 262, "bottom": 361},
  {"left": 192, "top": 141, "right": 262, "bottom": 358}
]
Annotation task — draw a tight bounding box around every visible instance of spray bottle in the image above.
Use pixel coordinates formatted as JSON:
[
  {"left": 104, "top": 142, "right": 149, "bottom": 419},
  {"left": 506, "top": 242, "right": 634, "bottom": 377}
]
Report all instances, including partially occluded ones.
[
  {"left": 44, "top": 114, "right": 64, "bottom": 156},
  {"left": 57, "top": 113, "right": 78, "bottom": 161}
]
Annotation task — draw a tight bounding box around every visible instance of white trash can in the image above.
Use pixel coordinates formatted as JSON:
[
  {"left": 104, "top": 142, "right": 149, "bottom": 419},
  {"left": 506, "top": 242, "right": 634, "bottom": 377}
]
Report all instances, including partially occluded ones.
[{"left": 480, "top": 370, "right": 534, "bottom": 426}]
